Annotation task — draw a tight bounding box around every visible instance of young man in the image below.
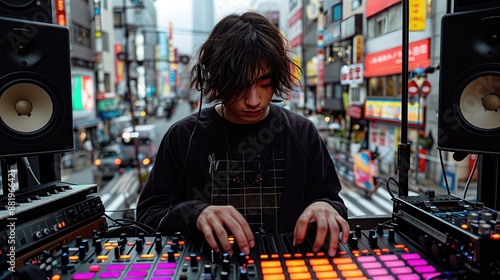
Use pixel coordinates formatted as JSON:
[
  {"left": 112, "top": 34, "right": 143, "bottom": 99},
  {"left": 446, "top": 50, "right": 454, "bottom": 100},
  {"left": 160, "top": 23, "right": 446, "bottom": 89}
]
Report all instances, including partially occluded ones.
[{"left": 137, "top": 11, "right": 349, "bottom": 257}]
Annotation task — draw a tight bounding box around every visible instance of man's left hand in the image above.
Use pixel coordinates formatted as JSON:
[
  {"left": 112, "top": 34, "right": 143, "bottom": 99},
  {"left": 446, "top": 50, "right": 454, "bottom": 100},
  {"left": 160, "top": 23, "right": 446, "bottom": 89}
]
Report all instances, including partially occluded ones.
[{"left": 293, "top": 201, "right": 350, "bottom": 257}]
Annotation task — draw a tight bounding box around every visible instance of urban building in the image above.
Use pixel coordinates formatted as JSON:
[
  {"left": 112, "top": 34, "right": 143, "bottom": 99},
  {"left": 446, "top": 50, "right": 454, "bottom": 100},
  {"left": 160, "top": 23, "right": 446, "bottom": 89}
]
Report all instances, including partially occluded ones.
[{"left": 67, "top": 0, "right": 104, "bottom": 155}]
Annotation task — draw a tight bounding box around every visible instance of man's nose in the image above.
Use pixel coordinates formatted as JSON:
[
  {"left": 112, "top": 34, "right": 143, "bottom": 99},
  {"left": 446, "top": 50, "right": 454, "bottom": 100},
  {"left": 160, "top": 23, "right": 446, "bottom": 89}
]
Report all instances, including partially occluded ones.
[{"left": 245, "top": 86, "right": 261, "bottom": 106}]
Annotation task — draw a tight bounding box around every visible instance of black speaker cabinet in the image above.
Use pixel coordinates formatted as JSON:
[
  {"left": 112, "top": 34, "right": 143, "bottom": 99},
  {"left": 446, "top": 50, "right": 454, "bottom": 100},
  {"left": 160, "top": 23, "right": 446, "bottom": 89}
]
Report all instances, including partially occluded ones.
[
  {"left": 0, "top": 0, "right": 53, "bottom": 23},
  {"left": 438, "top": 7, "right": 500, "bottom": 155},
  {"left": 0, "top": 16, "right": 73, "bottom": 157}
]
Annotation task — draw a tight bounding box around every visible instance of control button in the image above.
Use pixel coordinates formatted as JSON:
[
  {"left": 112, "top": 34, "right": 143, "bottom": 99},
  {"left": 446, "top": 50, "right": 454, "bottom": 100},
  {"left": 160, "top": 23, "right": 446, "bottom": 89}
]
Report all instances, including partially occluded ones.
[
  {"left": 355, "top": 225, "right": 362, "bottom": 236},
  {"left": 136, "top": 239, "right": 144, "bottom": 251},
  {"left": 78, "top": 246, "right": 86, "bottom": 260},
  {"left": 155, "top": 237, "right": 163, "bottom": 251},
  {"left": 167, "top": 249, "right": 176, "bottom": 262},
  {"left": 190, "top": 253, "right": 198, "bottom": 267},
  {"left": 388, "top": 229, "right": 395, "bottom": 242}
]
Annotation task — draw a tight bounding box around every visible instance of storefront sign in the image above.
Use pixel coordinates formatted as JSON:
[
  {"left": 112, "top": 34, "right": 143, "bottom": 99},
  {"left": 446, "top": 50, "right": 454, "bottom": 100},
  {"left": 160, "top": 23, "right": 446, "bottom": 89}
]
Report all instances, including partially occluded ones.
[
  {"left": 340, "top": 63, "right": 363, "bottom": 85},
  {"left": 353, "top": 35, "right": 363, "bottom": 64},
  {"left": 364, "top": 38, "right": 431, "bottom": 77},
  {"left": 365, "top": 97, "right": 424, "bottom": 127}
]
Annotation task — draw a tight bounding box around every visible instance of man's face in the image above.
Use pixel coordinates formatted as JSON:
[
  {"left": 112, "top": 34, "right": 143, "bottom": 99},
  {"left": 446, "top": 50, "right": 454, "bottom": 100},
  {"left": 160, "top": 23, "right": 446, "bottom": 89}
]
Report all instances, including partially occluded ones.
[{"left": 223, "top": 68, "right": 274, "bottom": 124}]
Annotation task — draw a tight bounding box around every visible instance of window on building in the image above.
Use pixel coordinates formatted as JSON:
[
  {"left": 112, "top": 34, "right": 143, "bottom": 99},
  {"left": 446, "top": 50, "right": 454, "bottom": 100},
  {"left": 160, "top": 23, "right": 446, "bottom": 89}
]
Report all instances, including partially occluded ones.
[
  {"left": 351, "top": 87, "right": 361, "bottom": 102},
  {"left": 368, "top": 75, "right": 403, "bottom": 97},
  {"left": 114, "top": 10, "right": 123, "bottom": 28},
  {"left": 333, "top": 4, "right": 342, "bottom": 22},
  {"left": 395, "top": 74, "right": 402, "bottom": 96},
  {"left": 102, "top": 31, "right": 109, "bottom": 52},
  {"left": 387, "top": 4, "right": 402, "bottom": 33},
  {"left": 352, "top": 0, "right": 362, "bottom": 10},
  {"left": 104, "top": 73, "right": 111, "bottom": 92},
  {"left": 334, "top": 83, "right": 343, "bottom": 99},
  {"left": 72, "top": 24, "right": 91, "bottom": 48},
  {"left": 368, "top": 77, "right": 384, "bottom": 96},
  {"left": 375, "top": 13, "right": 387, "bottom": 36},
  {"left": 366, "top": 3, "right": 402, "bottom": 39},
  {"left": 387, "top": 76, "right": 395, "bottom": 96}
]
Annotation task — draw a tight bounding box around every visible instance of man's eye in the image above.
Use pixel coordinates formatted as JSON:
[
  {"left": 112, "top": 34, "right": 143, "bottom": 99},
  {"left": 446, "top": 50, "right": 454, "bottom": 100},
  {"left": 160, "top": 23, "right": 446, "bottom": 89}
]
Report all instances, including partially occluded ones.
[{"left": 259, "top": 79, "right": 273, "bottom": 88}]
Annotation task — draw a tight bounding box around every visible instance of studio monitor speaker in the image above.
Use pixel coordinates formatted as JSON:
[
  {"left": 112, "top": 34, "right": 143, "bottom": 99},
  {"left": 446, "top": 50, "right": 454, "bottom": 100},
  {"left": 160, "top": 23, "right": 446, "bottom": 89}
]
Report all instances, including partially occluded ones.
[
  {"left": 0, "top": 16, "right": 73, "bottom": 157},
  {"left": 0, "top": 0, "right": 53, "bottom": 23},
  {"left": 438, "top": 7, "right": 500, "bottom": 155}
]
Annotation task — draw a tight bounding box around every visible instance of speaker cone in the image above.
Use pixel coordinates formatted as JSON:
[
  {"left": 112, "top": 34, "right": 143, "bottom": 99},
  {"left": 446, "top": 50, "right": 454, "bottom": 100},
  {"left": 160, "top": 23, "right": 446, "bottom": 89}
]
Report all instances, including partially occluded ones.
[
  {"left": 459, "top": 73, "right": 500, "bottom": 130},
  {"left": 0, "top": 80, "right": 53, "bottom": 133}
]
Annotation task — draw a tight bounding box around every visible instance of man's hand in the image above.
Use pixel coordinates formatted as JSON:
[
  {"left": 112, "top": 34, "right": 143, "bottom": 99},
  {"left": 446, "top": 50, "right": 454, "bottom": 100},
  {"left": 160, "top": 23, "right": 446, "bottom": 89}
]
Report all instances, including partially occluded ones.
[
  {"left": 293, "top": 201, "right": 350, "bottom": 257},
  {"left": 196, "top": 205, "right": 255, "bottom": 256}
]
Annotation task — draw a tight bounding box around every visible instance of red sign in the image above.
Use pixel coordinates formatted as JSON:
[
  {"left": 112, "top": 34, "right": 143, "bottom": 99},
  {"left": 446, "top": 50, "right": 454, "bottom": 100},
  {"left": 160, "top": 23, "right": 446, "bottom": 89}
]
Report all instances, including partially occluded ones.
[
  {"left": 421, "top": 80, "right": 432, "bottom": 97},
  {"left": 366, "top": 0, "right": 400, "bottom": 17},
  {"left": 364, "top": 38, "right": 431, "bottom": 77},
  {"left": 408, "top": 80, "right": 419, "bottom": 96},
  {"left": 341, "top": 64, "right": 363, "bottom": 85},
  {"left": 347, "top": 105, "right": 363, "bottom": 119}
]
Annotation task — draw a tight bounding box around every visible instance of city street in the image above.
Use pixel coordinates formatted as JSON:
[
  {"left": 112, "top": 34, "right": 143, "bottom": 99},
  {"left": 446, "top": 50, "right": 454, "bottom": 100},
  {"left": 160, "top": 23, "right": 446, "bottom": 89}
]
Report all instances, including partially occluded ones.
[{"left": 61, "top": 101, "right": 427, "bottom": 222}]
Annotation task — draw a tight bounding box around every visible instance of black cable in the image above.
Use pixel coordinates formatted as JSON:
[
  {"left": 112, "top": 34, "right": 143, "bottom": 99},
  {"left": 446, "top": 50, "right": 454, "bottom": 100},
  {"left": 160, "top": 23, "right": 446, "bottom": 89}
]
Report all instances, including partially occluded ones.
[
  {"left": 438, "top": 150, "right": 451, "bottom": 195},
  {"left": 103, "top": 224, "right": 151, "bottom": 237},
  {"left": 385, "top": 177, "right": 401, "bottom": 199},
  {"left": 103, "top": 213, "right": 155, "bottom": 237},
  {"left": 105, "top": 213, "right": 156, "bottom": 234},
  {"left": 462, "top": 154, "right": 479, "bottom": 199}
]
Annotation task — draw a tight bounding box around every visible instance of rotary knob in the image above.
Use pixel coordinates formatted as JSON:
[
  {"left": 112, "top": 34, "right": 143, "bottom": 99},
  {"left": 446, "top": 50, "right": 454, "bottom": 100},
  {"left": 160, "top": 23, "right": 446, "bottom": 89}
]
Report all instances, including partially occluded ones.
[
  {"left": 431, "top": 243, "right": 445, "bottom": 259},
  {"left": 33, "top": 231, "right": 43, "bottom": 240}
]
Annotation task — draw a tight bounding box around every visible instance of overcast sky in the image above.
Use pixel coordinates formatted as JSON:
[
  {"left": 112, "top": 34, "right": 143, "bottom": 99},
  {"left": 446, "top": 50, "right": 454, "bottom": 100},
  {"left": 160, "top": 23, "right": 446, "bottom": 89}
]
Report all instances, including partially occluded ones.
[{"left": 155, "top": 0, "right": 252, "bottom": 54}]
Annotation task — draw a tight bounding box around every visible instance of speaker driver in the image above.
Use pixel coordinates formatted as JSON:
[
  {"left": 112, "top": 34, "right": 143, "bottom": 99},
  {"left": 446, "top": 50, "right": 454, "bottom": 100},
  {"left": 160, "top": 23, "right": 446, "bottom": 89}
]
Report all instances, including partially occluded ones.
[
  {"left": 459, "top": 73, "right": 500, "bottom": 130},
  {"left": 0, "top": 0, "right": 37, "bottom": 8},
  {"left": 0, "top": 81, "right": 53, "bottom": 133},
  {"left": 0, "top": 26, "right": 45, "bottom": 68}
]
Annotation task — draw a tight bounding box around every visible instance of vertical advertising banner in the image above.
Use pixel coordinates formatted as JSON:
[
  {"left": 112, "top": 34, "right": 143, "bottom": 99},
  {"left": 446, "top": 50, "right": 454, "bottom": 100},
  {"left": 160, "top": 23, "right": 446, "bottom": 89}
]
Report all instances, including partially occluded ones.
[
  {"left": 409, "top": 0, "right": 426, "bottom": 31},
  {"left": 72, "top": 75, "right": 95, "bottom": 111},
  {"left": 115, "top": 44, "right": 124, "bottom": 82}
]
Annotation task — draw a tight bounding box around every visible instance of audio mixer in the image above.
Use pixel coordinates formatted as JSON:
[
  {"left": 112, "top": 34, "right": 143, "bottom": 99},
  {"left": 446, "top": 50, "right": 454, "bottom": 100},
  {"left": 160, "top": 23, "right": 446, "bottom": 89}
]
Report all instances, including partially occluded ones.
[
  {"left": 21, "top": 226, "right": 452, "bottom": 280},
  {"left": 393, "top": 191, "right": 500, "bottom": 279}
]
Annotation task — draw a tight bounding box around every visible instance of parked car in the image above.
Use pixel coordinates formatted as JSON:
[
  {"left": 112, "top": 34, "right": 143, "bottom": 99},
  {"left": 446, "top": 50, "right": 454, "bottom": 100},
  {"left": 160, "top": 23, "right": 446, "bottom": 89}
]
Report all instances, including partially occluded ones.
[
  {"left": 93, "top": 144, "right": 124, "bottom": 180},
  {"left": 120, "top": 125, "right": 157, "bottom": 168}
]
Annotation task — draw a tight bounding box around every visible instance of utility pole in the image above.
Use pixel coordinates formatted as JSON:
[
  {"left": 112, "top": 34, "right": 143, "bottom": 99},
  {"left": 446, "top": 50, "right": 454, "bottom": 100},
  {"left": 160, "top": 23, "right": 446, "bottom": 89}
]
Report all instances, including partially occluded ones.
[{"left": 122, "top": 0, "right": 143, "bottom": 192}]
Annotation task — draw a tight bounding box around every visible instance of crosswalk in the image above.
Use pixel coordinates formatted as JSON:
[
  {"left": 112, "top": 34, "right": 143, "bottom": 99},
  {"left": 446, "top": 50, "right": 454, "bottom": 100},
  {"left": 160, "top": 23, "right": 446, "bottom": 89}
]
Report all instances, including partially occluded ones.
[
  {"left": 339, "top": 187, "right": 418, "bottom": 218},
  {"left": 98, "top": 171, "right": 139, "bottom": 219}
]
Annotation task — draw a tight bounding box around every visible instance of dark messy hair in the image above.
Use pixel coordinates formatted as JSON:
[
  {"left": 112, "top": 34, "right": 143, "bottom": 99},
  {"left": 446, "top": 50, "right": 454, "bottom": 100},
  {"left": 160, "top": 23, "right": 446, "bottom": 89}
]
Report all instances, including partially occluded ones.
[{"left": 189, "top": 11, "right": 301, "bottom": 104}]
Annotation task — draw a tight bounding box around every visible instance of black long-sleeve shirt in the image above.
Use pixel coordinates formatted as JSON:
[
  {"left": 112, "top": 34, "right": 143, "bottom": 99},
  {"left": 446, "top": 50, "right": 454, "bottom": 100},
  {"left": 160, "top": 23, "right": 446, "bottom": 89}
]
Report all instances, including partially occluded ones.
[{"left": 137, "top": 104, "right": 347, "bottom": 236}]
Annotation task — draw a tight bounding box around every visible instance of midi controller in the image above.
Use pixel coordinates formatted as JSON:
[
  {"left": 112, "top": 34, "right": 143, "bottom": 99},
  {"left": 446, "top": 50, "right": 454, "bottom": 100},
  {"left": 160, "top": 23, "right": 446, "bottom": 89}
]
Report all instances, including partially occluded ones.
[{"left": 24, "top": 226, "right": 450, "bottom": 280}]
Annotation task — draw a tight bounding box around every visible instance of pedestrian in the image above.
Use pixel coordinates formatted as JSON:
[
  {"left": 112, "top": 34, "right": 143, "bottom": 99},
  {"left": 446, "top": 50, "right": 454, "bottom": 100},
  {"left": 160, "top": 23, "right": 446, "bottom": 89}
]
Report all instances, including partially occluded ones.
[
  {"left": 136, "top": 11, "right": 349, "bottom": 257},
  {"left": 83, "top": 138, "right": 94, "bottom": 163}
]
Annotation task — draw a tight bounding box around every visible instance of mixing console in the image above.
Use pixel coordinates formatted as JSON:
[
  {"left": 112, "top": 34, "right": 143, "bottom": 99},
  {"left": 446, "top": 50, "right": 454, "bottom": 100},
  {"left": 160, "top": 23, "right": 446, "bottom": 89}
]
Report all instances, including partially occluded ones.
[
  {"left": 393, "top": 192, "right": 500, "bottom": 279},
  {"left": 22, "top": 225, "right": 454, "bottom": 280}
]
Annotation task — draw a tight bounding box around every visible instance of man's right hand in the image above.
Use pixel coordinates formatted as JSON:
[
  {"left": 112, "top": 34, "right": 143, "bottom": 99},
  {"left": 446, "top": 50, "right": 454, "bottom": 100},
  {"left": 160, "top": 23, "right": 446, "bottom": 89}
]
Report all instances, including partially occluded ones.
[{"left": 196, "top": 205, "right": 255, "bottom": 256}]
